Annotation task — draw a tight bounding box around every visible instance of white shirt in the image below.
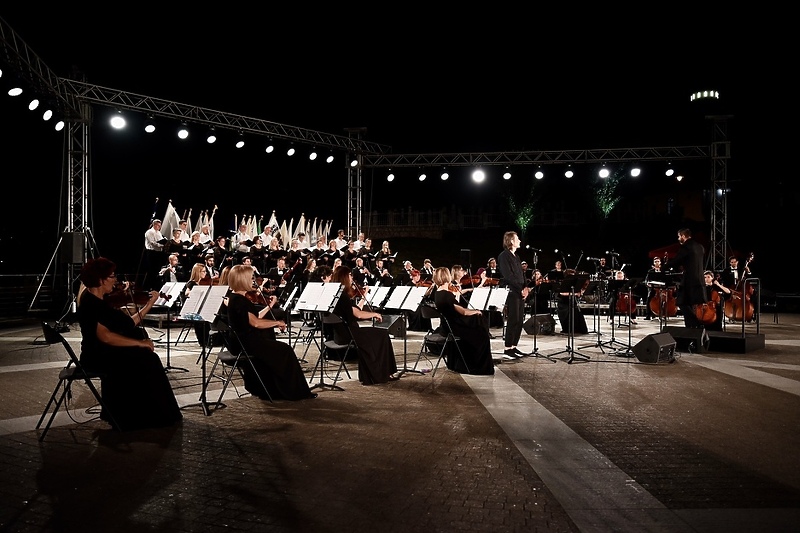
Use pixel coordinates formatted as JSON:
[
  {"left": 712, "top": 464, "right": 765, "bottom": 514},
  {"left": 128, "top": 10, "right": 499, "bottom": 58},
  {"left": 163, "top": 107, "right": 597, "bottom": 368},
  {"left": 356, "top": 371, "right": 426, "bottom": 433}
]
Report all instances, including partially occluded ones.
[{"left": 144, "top": 227, "right": 164, "bottom": 251}]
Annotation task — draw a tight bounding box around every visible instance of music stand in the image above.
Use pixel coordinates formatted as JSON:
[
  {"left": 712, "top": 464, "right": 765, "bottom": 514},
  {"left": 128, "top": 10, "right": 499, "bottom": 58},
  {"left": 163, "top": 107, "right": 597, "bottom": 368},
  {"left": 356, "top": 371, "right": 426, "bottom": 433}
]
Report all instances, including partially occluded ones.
[
  {"left": 578, "top": 280, "right": 606, "bottom": 352},
  {"left": 179, "top": 284, "right": 229, "bottom": 416},
  {"left": 393, "top": 286, "right": 429, "bottom": 377},
  {"left": 550, "top": 274, "right": 591, "bottom": 363},
  {"left": 154, "top": 282, "right": 188, "bottom": 372},
  {"left": 296, "top": 282, "right": 346, "bottom": 391},
  {"left": 597, "top": 277, "right": 629, "bottom": 354}
]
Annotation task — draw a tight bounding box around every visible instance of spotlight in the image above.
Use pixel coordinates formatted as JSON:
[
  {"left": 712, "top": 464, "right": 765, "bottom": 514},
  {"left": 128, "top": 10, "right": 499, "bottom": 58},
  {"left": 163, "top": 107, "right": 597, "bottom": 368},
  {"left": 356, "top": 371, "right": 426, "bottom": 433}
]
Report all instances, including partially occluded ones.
[
  {"left": 440, "top": 170, "right": 449, "bottom": 180},
  {"left": 54, "top": 119, "right": 65, "bottom": 131},
  {"left": 599, "top": 165, "right": 609, "bottom": 178},
  {"left": 28, "top": 98, "right": 39, "bottom": 111},
  {"left": 144, "top": 116, "right": 156, "bottom": 133},
  {"left": 178, "top": 123, "right": 189, "bottom": 139},
  {"left": 7, "top": 86, "right": 22, "bottom": 97},
  {"left": 676, "top": 175, "right": 684, "bottom": 182},
  {"left": 535, "top": 169, "right": 544, "bottom": 179},
  {"left": 265, "top": 139, "right": 275, "bottom": 153},
  {"left": 309, "top": 147, "right": 318, "bottom": 161},
  {"left": 665, "top": 162, "right": 674, "bottom": 177},
  {"left": 110, "top": 111, "right": 126, "bottom": 130},
  {"left": 503, "top": 167, "right": 511, "bottom": 180},
  {"left": 630, "top": 167, "right": 641, "bottom": 177},
  {"left": 42, "top": 109, "right": 53, "bottom": 121},
  {"left": 235, "top": 132, "right": 245, "bottom": 149},
  {"left": 206, "top": 128, "right": 217, "bottom": 144},
  {"left": 287, "top": 144, "right": 296, "bottom": 156},
  {"left": 387, "top": 171, "right": 395, "bottom": 182},
  {"left": 419, "top": 172, "right": 426, "bottom": 182},
  {"left": 349, "top": 157, "right": 359, "bottom": 168},
  {"left": 472, "top": 169, "right": 486, "bottom": 183},
  {"left": 326, "top": 152, "right": 334, "bottom": 164},
  {"left": 565, "top": 165, "right": 574, "bottom": 178}
]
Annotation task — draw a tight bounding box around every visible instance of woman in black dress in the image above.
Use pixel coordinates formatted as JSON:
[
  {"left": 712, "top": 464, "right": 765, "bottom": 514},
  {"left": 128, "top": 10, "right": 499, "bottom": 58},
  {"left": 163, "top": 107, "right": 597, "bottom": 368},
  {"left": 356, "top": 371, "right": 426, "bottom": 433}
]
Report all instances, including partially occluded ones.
[
  {"left": 330, "top": 266, "right": 398, "bottom": 385},
  {"left": 431, "top": 267, "right": 495, "bottom": 375},
  {"left": 76, "top": 257, "right": 182, "bottom": 431},
  {"left": 225, "top": 265, "right": 316, "bottom": 400}
]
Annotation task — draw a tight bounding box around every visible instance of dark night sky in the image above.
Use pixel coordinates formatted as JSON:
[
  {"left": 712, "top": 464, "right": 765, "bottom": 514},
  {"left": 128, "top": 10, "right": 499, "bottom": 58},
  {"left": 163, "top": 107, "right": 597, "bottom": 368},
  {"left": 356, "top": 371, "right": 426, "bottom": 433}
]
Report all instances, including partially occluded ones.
[{"left": 1, "top": 9, "right": 792, "bottom": 286}]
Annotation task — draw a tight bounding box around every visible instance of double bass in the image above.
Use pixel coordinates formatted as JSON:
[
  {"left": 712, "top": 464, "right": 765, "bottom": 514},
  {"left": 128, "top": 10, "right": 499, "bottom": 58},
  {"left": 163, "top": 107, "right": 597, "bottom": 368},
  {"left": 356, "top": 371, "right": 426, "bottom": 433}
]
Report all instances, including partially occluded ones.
[
  {"left": 724, "top": 253, "right": 755, "bottom": 322},
  {"left": 695, "top": 277, "right": 721, "bottom": 326}
]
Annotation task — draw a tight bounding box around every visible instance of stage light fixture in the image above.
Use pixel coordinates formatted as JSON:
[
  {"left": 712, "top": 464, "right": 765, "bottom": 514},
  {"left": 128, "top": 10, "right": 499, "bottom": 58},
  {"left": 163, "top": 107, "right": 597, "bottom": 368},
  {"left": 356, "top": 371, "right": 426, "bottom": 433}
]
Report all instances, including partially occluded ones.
[
  {"left": 535, "top": 167, "right": 544, "bottom": 179},
  {"left": 598, "top": 164, "right": 609, "bottom": 178},
  {"left": 206, "top": 127, "right": 217, "bottom": 144},
  {"left": 326, "top": 152, "right": 334, "bottom": 163},
  {"left": 503, "top": 166, "right": 511, "bottom": 180},
  {"left": 7, "top": 86, "right": 22, "bottom": 97},
  {"left": 419, "top": 172, "right": 427, "bottom": 182},
  {"left": 440, "top": 169, "right": 449, "bottom": 180},
  {"left": 630, "top": 167, "right": 641, "bottom": 177},
  {"left": 265, "top": 139, "right": 275, "bottom": 153},
  {"left": 235, "top": 132, "right": 245, "bottom": 149},
  {"left": 565, "top": 165, "right": 574, "bottom": 178},
  {"left": 54, "top": 119, "right": 65, "bottom": 131},
  {"left": 472, "top": 169, "right": 486, "bottom": 183},
  {"left": 178, "top": 123, "right": 189, "bottom": 140},
  {"left": 144, "top": 116, "right": 156, "bottom": 133},
  {"left": 42, "top": 109, "right": 53, "bottom": 121},
  {"left": 309, "top": 147, "right": 318, "bottom": 161},
  {"left": 665, "top": 162, "right": 674, "bottom": 177},
  {"left": 287, "top": 143, "right": 295, "bottom": 156},
  {"left": 28, "top": 98, "right": 39, "bottom": 111},
  {"left": 110, "top": 111, "right": 126, "bottom": 130},
  {"left": 676, "top": 175, "right": 684, "bottom": 182},
  {"left": 387, "top": 170, "right": 395, "bottom": 182},
  {"left": 349, "top": 157, "right": 359, "bottom": 168}
]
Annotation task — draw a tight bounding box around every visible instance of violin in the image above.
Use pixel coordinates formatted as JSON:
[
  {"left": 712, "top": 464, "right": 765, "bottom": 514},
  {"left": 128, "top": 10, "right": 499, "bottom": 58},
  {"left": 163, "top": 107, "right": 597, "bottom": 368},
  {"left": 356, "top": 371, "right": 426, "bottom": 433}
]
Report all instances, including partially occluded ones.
[{"left": 105, "top": 281, "right": 161, "bottom": 308}]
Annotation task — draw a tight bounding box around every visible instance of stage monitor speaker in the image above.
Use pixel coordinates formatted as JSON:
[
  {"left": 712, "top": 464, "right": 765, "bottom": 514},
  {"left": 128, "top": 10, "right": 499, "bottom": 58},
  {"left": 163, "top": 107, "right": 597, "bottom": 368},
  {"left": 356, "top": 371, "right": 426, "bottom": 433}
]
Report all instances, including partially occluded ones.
[
  {"left": 374, "top": 314, "right": 405, "bottom": 338},
  {"left": 60, "top": 232, "right": 85, "bottom": 264},
  {"left": 662, "top": 326, "right": 710, "bottom": 353},
  {"left": 633, "top": 333, "right": 676, "bottom": 364},
  {"left": 460, "top": 249, "right": 472, "bottom": 271},
  {"left": 523, "top": 314, "right": 556, "bottom": 335}
]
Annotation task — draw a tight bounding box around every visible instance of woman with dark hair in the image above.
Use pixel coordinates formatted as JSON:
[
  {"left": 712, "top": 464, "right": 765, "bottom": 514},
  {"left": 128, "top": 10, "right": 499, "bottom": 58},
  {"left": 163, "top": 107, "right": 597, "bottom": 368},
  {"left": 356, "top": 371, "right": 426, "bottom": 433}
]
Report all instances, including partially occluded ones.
[
  {"left": 225, "top": 264, "right": 316, "bottom": 400},
  {"left": 76, "top": 257, "right": 182, "bottom": 431},
  {"left": 330, "top": 266, "right": 398, "bottom": 385}
]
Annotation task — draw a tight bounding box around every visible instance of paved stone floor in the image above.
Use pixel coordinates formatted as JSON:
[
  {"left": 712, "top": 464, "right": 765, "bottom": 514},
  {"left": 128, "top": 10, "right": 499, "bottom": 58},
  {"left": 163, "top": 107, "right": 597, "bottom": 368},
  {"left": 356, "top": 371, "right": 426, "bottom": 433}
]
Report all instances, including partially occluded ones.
[{"left": 0, "top": 311, "right": 798, "bottom": 532}]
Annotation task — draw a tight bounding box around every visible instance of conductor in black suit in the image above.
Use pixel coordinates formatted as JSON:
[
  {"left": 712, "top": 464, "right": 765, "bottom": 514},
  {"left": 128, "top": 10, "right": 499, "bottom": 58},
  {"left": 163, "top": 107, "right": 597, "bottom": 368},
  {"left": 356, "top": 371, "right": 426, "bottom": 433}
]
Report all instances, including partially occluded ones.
[{"left": 664, "top": 228, "right": 706, "bottom": 328}]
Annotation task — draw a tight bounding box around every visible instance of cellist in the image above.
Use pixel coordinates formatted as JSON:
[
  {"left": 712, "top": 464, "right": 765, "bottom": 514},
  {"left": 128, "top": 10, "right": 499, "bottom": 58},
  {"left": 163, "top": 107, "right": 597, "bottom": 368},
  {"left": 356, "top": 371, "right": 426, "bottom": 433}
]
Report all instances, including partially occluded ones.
[{"left": 702, "top": 271, "right": 731, "bottom": 331}]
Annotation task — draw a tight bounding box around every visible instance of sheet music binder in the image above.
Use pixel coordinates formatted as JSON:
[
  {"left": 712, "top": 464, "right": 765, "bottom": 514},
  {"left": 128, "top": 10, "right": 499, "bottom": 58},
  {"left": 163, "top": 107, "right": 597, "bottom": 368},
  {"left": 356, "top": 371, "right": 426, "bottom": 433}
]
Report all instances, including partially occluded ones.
[
  {"left": 469, "top": 286, "right": 510, "bottom": 311},
  {"left": 295, "top": 282, "right": 342, "bottom": 312},
  {"left": 180, "top": 285, "right": 229, "bottom": 323},
  {"left": 155, "top": 282, "right": 185, "bottom": 307},
  {"left": 383, "top": 286, "right": 411, "bottom": 310},
  {"left": 366, "top": 285, "right": 392, "bottom": 308}
]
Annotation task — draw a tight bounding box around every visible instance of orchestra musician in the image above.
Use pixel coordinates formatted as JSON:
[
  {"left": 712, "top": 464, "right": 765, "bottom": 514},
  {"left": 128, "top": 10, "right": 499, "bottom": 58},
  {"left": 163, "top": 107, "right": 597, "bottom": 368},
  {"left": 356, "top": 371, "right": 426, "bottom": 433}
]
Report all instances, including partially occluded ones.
[
  {"left": 373, "top": 258, "right": 394, "bottom": 286},
  {"left": 159, "top": 253, "right": 187, "bottom": 284},
  {"left": 703, "top": 270, "right": 731, "bottom": 331},
  {"left": 330, "top": 266, "right": 398, "bottom": 385},
  {"left": 527, "top": 269, "right": 551, "bottom": 315},
  {"left": 607, "top": 270, "right": 637, "bottom": 326},
  {"left": 432, "top": 266, "right": 494, "bottom": 375},
  {"left": 644, "top": 256, "right": 666, "bottom": 320},
  {"left": 352, "top": 256, "right": 375, "bottom": 287},
  {"left": 478, "top": 257, "right": 504, "bottom": 329}
]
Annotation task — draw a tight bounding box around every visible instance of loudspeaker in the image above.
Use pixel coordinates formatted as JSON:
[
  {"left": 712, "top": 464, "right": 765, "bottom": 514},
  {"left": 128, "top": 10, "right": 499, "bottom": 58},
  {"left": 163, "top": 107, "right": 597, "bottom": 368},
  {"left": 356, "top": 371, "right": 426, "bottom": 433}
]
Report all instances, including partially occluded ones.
[
  {"left": 60, "top": 232, "right": 85, "bottom": 264},
  {"left": 523, "top": 314, "right": 556, "bottom": 335},
  {"left": 662, "top": 326, "right": 710, "bottom": 353},
  {"left": 374, "top": 314, "right": 405, "bottom": 338},
  {"left": 633, "top": 333, "right": 676, "bottom": 364},
  {"left": 460, "top": 249, "right": 472, "bottom": 271}
]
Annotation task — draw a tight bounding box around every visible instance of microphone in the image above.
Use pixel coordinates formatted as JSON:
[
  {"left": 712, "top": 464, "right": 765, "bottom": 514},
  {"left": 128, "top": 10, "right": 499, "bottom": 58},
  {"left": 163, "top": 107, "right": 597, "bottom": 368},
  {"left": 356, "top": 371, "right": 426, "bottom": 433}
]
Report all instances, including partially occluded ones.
[
  {"left": 525, "top": 245, "right": 541, "bottom": 252},
  {"left": 606, "top": 251, "right": 620, "bottom": 256}
]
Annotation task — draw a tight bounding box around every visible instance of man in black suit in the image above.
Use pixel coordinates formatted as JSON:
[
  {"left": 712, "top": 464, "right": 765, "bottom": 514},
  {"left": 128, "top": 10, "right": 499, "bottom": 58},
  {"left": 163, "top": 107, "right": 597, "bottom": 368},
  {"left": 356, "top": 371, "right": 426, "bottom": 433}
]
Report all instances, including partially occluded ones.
[{"left": 665, "top": 228, "right": 706, "bottom": 328}]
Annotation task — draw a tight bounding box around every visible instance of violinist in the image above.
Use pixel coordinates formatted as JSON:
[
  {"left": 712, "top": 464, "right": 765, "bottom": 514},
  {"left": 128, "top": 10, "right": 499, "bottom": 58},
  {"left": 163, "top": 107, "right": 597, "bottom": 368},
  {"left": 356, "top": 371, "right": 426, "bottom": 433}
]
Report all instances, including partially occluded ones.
[
  {"left": 394, "top": 260, "right": 414, "bottom": 287},
  {"left": 404, "top": 269, "right": 433, "bottom": 332},
  {"left": 528, "top": 269, "right": 551, "bottom": 315},
  {"left": 452, "top": 264, "right": 485, "bottom": 305},
  {"left": 180, "top": 263, "right": 207, "bottom": 305},
  {"left": 703, "top": 270, "right": 731, "bottom": 331},
  {"left": 76, "top": 257, "right": 183, "bottom": 431},
  {"left": 420, "top": 259, "right": 435, "bottom": 282},
  {"left": 225, "top": 265, "right": 316, "bottom": 400}
]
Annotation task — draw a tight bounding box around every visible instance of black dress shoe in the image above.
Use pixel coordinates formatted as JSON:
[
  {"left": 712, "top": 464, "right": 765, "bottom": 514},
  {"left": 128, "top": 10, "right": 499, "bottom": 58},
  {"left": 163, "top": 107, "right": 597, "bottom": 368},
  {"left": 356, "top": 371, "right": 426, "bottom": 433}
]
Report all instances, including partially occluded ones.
[
  {"left": 309, "top": 393, "right": 318, "bottom": 399},
  {"left": 513, "top": 348, "right": 529, "bottom": 357}
]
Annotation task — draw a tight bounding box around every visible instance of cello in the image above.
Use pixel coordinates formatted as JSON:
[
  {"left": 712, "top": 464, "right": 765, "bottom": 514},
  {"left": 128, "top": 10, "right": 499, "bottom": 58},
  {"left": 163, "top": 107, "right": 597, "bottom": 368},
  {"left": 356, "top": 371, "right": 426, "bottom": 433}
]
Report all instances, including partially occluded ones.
[{"left": 724, "top": 253, "right": 755, "bottom": 322}]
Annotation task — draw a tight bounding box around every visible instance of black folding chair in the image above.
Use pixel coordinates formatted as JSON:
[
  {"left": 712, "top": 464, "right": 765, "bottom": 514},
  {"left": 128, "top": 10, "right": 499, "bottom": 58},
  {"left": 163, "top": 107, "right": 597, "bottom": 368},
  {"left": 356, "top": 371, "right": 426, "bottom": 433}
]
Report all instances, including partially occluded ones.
[
  {"left": 204, "top": 316, "right": 272, "bottom": 410},
  {"left": 309, "top": 312, "right": 355, "bottom": 391},
  {"left": 413, "top": 306, "right": 469, "bottom": 376},
  {"left": 36, "top": 322, "right": 120, "bottom": 441}
]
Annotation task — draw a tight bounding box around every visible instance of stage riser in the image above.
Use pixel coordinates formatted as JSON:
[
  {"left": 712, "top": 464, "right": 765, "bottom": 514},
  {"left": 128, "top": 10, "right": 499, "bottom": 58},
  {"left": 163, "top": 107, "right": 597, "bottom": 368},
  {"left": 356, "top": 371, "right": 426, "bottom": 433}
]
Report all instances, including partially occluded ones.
[{"left": 707, "top": 332, "right": 766, "bottom": 353}]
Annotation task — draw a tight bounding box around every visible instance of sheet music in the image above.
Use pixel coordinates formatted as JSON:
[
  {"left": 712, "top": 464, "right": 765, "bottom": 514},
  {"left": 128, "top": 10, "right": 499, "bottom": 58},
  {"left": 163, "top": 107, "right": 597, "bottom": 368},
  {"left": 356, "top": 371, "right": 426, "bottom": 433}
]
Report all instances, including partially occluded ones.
[
  {"left": 383, "top": 285, "right": 411, "bottom": 309},
  {"left": 469, "top": 287, "right": 491, "bottom": 311},
  {"left": 181, "top": 286, "right": 209, "bottom": 316},
  {"left": 317, "top": 283, "right": 342, "bottom": 312},
  {"left": 367, "top": 285, "right": 392, "bottom": 307},
  {"left": 198, "top": 286, "right": 229, "bottom": 323},
  {"left": 487, "top": 287, "right": 509, "bottom": 308},
  {"left": 401, "top": 286, "right": 429, "bottom": 311},
  {"left": 155, "top": 282, "right": 185, "bottom": 307},
  {"left": 295, "top": 283, "right": 325, "bottom": 311}
]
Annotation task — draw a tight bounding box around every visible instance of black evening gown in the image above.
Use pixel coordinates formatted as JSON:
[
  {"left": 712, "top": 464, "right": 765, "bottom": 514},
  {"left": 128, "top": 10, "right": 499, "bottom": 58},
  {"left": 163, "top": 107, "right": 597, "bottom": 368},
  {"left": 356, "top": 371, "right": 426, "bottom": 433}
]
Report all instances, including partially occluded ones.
[
  {"left": 433, "top": 290, "right": 494, "bottom": 375},
  {"left": 332, "top": 296, "right": 397, "bottom": 385},
  {"left": 226, "top": 293, "right": 314, "bottom": 400},
  {"left": 77, "top": 292, "right": 182, "bottom": 431}
]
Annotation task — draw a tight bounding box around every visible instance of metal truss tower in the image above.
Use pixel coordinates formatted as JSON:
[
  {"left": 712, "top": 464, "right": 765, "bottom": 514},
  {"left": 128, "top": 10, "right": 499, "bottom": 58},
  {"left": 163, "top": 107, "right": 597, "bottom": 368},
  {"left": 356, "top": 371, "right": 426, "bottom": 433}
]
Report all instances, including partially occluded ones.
[{"left": 708, "top": 115, "right": 732, "bottom": 273}]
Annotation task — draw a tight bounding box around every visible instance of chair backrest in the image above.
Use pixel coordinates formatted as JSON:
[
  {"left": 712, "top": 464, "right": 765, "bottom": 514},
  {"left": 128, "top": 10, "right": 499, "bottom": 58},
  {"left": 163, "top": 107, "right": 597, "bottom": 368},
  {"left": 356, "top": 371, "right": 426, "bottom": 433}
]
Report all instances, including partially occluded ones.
[
  {"left": 420, "top": 304, "right": 441, "bottom": 321},
  {"left": 42, "top": 322, "right": 80, "bottom": 365},
  {"left": 322, "top": 313, "right": 354, "bottom": 346}
]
